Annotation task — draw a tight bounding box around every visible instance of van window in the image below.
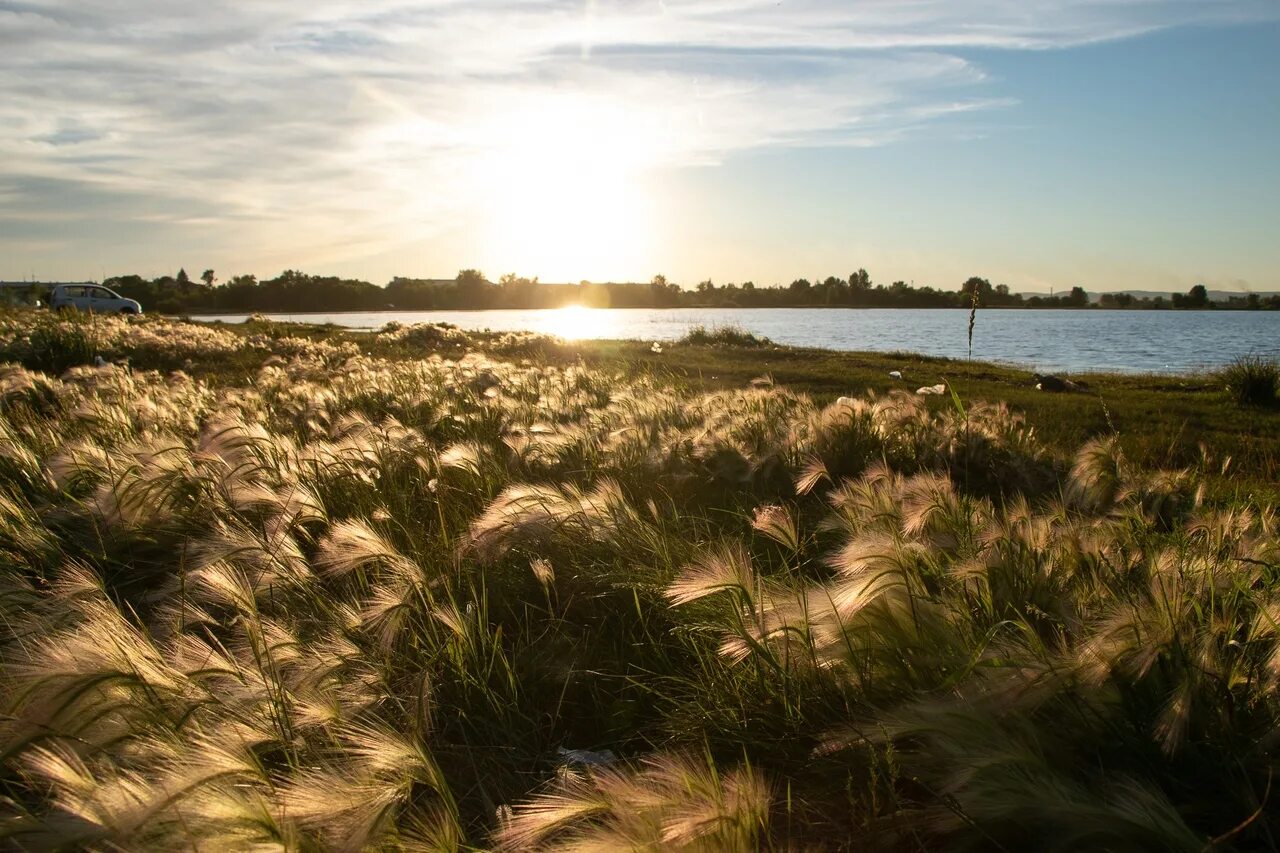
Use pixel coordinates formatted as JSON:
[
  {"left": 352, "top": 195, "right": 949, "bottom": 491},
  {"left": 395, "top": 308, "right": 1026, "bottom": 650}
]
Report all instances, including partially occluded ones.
[{"left": 90, "top": 287, "right": 112, "bottom": 299}]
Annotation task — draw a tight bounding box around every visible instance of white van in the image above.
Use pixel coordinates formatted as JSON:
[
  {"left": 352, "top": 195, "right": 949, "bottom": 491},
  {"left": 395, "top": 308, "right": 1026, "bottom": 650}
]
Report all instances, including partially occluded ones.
[{"left": 48, "top": 284, "right": 142, "bottom": 315}]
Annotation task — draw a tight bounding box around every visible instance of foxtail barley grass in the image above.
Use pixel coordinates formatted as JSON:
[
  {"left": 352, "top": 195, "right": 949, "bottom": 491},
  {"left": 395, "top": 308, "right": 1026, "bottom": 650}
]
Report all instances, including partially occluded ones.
[
  {"left": 967, "top": 285, "right": 979, "bottom": 363},
  {"left": 1, "top": 310, "right": 1278, "bottom": 849}
]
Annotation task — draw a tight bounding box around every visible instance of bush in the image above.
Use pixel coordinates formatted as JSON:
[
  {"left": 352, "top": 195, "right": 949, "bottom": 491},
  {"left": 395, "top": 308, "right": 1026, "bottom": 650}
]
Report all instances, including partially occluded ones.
[
  {"left": 1221, "top": 354, "right": 1279, "bottom": 407},
  {"left": 678, "top": 324, "right": 772, "bottom": 348}
]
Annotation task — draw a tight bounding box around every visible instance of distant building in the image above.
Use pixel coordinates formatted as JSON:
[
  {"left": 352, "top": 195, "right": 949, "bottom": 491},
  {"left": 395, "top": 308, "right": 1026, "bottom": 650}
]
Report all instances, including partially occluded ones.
[{"left": 387, "top": 277, "right": 455, "bottom": 288}]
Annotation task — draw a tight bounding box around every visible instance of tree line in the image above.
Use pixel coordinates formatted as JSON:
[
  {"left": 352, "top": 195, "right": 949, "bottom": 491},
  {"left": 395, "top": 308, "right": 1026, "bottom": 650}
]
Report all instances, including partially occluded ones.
[{"left": 99, "top": 268, "right": 1279, "bottom": 314}]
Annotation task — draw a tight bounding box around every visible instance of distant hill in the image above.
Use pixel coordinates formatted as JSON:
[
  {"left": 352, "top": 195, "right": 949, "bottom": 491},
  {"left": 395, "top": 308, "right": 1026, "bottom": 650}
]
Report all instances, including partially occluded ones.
[{"left": 1086, "top": 290, "right": 1280, "bottom": 304}]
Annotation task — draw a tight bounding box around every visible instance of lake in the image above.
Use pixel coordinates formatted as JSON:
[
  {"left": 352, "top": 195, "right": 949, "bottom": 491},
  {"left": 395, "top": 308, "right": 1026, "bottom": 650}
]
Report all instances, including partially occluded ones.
[{"left": 191, "top": 307, "right": 1280, "bottom": 375}]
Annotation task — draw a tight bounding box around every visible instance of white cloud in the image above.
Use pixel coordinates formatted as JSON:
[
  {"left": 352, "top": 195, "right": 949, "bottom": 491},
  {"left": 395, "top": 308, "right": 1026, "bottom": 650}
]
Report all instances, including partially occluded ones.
[{"left": 0, "top": 0, "right": 1274, "bottom": 276}]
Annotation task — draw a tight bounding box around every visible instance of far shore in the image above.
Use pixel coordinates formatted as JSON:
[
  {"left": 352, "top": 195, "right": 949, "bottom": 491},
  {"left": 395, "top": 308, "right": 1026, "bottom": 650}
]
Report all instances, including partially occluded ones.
[{"left": 183, "top": 304, "right": 1249, "bottom": 316}]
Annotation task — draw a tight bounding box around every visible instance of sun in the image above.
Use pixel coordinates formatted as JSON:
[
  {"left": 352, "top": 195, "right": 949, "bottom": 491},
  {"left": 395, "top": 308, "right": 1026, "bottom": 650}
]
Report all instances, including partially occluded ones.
[{"left": 476, "top": 96, "right": 658, "bottom": 281}]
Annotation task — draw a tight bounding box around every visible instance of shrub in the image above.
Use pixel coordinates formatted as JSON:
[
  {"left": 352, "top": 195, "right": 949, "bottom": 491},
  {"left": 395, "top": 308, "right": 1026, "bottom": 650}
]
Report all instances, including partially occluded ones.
[
  {"left": 1220, "top": 354, "right": 1279, "bottom": 407},
  {"left": 679, "top": 323, "right": 771, "bottom": 348}
]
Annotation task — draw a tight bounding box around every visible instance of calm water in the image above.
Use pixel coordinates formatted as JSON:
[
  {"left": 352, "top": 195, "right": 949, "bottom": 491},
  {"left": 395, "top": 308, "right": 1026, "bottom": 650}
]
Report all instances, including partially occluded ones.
[{"left": 193, "top": 308, "right": 1280, "bottom": 374}]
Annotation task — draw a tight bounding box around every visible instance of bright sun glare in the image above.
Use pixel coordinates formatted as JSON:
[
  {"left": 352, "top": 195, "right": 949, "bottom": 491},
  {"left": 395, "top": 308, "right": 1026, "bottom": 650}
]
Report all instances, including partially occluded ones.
[
  {"left": 538, "top": 304, "right": 615, "bottom": 340},
  {"left": 479, "top": 97, "right": 659, "bottom": 281}
]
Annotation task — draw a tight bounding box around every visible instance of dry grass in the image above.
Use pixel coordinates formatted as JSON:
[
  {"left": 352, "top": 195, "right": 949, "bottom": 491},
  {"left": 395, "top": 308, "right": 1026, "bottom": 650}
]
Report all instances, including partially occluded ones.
[{"left": 1, "top": 311, "right": 1279, "bottom": 849}]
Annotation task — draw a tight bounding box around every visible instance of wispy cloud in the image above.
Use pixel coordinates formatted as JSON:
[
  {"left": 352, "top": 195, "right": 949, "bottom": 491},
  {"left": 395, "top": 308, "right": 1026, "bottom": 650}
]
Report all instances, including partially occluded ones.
[{"left": 0, "top": 0, "right": 1273, "bottom": 273}]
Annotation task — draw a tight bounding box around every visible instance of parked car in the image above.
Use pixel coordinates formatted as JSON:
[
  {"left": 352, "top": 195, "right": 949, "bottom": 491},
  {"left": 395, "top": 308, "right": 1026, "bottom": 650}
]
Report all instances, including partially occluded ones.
[{"left": 48, "top": 284, "right": 142, "bottom": 315}]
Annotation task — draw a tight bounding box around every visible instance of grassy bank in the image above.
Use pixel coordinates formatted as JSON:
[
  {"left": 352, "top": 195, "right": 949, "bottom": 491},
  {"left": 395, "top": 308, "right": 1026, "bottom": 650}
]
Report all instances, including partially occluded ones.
[
  {"left": 1, "top": 310, "right": 1279, "bottom": 849},
  {"left": 216, "top": 315, "right": 1279, "bottom": 500}
]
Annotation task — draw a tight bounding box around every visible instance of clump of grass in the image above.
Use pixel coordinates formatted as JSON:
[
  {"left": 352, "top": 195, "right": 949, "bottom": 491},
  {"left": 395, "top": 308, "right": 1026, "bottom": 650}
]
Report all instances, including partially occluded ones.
[
  {"left": 379, "top": 321, "right": 470, "bottom": 351},
  {"left": 23, "top": 314, "right": 99, "bottom": 374},
  {"left": 1220, "top": 354, "right": 1279, "bottom": 407},
  {"left": 679, "top": 323, "right": 772, "bottom": 348}
]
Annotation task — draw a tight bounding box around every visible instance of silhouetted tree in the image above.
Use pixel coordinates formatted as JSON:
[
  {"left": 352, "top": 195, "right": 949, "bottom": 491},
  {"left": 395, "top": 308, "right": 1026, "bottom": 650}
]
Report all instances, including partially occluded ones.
[
  {"left": 650, "top": 274, "right": 680, "bottom": 308},
  {"left": 93, "top": 265, "right": 1274, "bottom": 315},
  {"left": 454, "top": 269, "right": 491, "bottom": 308},
  {"left": 960, "top": 277, "right": 994, "bottom": 305}
]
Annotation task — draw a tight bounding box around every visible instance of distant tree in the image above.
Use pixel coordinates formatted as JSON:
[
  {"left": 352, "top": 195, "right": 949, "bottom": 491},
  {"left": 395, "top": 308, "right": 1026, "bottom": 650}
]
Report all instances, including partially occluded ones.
[
  {"left": 106, "top": 274, "right": 147, "bottom": 290},
  {"left": 960, "top": 277, "right": 993, "bottom": 305},
  {"left": 454, "top": 269, "right": 491, "bottom": 307},
  {"left": 89, "top": 262, "right": 1226, "bottom": 315},
  {"left": 495, "top": 273, "right": 544, "bottom": 308},
  {"left": 104, "top": 274, "right": 150, "bottom": 304},
  {"left": 649, "top": 274, "right": 680, "bottom": 307},
  {"left": 1100, "top": 292, "right": 1134, "bottom": 308}
]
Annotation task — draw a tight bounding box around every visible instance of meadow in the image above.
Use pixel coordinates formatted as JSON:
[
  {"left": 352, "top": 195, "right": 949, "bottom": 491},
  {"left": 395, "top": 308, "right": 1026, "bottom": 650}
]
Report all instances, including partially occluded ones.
[{"left": 1, "top": 310, "right": 1279, "bottom": 850}]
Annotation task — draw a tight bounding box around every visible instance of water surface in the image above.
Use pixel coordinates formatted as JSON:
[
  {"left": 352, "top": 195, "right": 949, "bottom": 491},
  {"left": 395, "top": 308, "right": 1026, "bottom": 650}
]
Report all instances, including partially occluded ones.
[{"left": 192, "top": 307, "right": 1280, "bottom": 374}]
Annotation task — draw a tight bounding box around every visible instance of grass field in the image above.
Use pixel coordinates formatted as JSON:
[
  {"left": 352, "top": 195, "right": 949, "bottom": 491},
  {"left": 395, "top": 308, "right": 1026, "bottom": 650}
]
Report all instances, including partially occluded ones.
[{"left": 1, "top": 310, "right": 1279, "bottom": 849}]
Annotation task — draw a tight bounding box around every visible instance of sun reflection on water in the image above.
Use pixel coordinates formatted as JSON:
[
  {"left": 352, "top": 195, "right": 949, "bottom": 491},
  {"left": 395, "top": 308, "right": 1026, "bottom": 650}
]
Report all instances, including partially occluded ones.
[{"left": 538, "top": 305, "right": 617, "bottom": 341}]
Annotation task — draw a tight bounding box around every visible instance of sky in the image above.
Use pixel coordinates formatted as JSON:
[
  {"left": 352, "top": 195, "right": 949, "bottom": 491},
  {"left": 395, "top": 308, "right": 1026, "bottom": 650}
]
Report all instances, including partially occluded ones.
[{"left": 2, "top": 1, "right": 1278, "bottom": 293}]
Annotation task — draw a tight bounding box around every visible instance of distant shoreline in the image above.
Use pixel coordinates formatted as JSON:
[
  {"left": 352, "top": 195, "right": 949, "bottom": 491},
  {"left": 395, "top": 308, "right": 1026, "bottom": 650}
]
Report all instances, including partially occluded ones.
[{"left": 182, "top": 304, "right": 1255, "bottom": 317}]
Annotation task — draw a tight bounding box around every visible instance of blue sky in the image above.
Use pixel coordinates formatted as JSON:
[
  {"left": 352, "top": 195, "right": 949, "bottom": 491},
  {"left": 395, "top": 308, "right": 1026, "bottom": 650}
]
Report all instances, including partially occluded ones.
[{"left": 2, "top": 1, "right": 1277, "bottom": 292}]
